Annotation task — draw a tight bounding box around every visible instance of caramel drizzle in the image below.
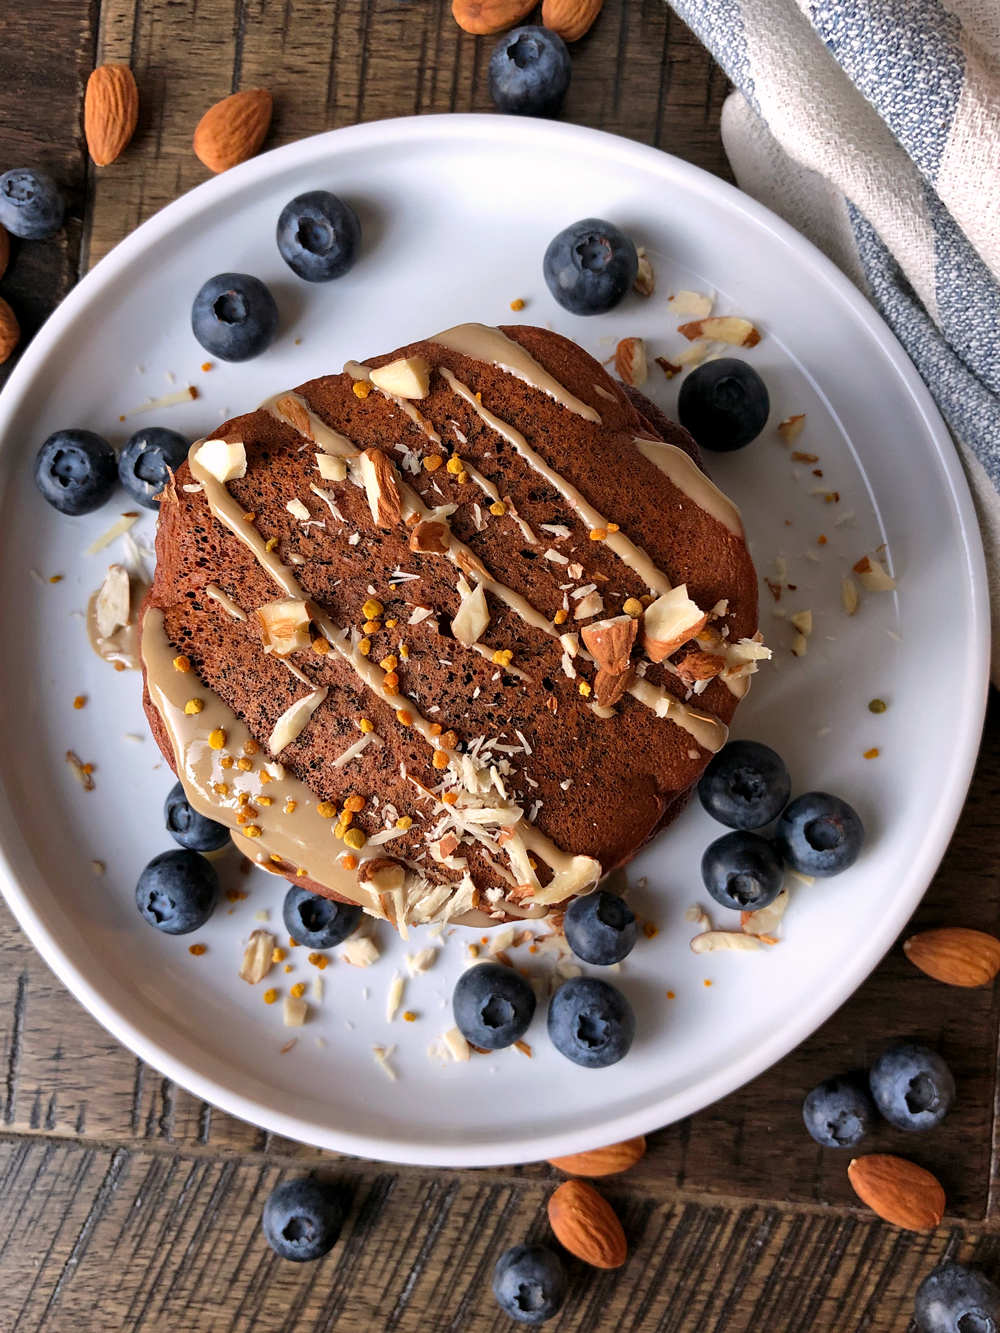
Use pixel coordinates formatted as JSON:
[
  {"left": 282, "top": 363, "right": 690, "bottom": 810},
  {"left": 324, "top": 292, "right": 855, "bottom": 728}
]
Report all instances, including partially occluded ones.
[
  {"left": 263, "top": 385, "right": 728, "bottom": 752},
  {"left": 438, "top": 367, "right": 673, "bottom": 597},
  {"left": 183, "top": 442, "right": 602, "bottom": 903},
  {"left": 633, "top": 436, "right": 744, "bottom": 539},
  {"left": 429, "top": 322, "right": 603, "bottom": 425}
]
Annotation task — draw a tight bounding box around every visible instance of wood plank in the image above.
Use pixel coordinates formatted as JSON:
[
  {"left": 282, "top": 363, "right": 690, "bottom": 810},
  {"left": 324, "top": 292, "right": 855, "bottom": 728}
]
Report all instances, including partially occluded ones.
[
  {"left": 85, "top": 0, "right": 730, "bottom": 267},
  {"left": 0, "top": 1132, "right": 991, "bottom": 1332},
  {"left": 0, "top": 0, "right": 96, "bottom": 386}
]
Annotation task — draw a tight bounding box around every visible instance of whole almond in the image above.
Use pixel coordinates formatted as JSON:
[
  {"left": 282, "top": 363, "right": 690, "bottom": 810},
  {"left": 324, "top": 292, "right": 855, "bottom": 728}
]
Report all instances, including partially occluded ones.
[
  {"left": 847, "top": 1155, "right": 945, "bottom": 1231},
  {"left": 547, "top": 1179, "right": 627, "bottom": 1268},
  {"left": 0, "top": 296, "right": 20, "bottom": 365},
  {"left": 542, "top": 0, "right": 604, "bottom": 41},
  {"left": 194, "top": 89, "right": 272, "bottom": 174},
  {"left": 0, "top": 223, "right": 9, "bottom": 281},
  {"left": 452, "top": 0, "right": 535, "bottom": 34},
  {"left": 85, "top": 64, "right": 139, "bottom": 166},
  {"left": 548, "top": 1135, "right": 646, "bottom": 1177},
  {"left": 903, "top": 928, "right": 1000, "bottom": 988}
]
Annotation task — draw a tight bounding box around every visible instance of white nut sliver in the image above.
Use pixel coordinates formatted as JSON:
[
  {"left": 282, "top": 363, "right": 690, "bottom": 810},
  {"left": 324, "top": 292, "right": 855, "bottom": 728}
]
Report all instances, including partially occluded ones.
[
  {"left": 742, "top": 887, "right": 789, "bottom": 937},
  {"left": 286, "top": 498, "right": 311, "bottom": 521},
  {"left": 316, "top": 453, "right": 347, "bottom": 481},
  {"left": 370, "top": 356, "right": 431, "bottom": 400},
  {"left": 669, "top": 290, "right": 713, "bottom": 318},
  {"left": 406, "top": 948, "right": 437, "bottom": 977},
  {"left": 95, "top": 564, "right": 131, "bottom": 639},
  {"left": 283, "top": 996, "right": 308, "bottom": 1026},
  {"left": 386, "top": 971, "right": 405, "bottom": 1021},
  {"left": 196, "top": 439, "right": 247, "bottom": 483},
  {"left": 342, "top": 936, "right": 380, "bottom": 967},
  {"left": 444, "top": 1027, "right": 470, "bottom": 1062},
  {"left": 240, "top": 930, "right": 276, "bottom": 984},
  {"left": 690, "top": 931, "right": 762, "bottom": 953}
]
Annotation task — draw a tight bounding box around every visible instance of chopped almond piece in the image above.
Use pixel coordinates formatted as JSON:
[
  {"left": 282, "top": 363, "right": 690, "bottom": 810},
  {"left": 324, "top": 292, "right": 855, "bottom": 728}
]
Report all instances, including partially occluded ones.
[
  {"left": 276, "top": 394, "right": 313, "bottom": 438},
  {"left": 452, "top": 581, "right": 490, "bottom": 645},
  {"left": 842, "top": 576, "right": 859, "bottom": 615},
  {"left": 853, "top": 555, "right": 896, "bottom": 592},
  {"left": 641, "top": 585, "right": 707, "bottom": 662},
  {"left": 257, "top": 598, "right": 312, "bottom": 656},
  {"left": 675, "top": 651, "right": 725, "bottom": 683},
  {"left": 316, "top": 453, "right": 347, "bottom": 481},
  {"left": 668, "top": 290, "right": 713, "bottom": 318},
  {"left": 240, "top": 930, "right": 276, "bottom": 984},
  {"left": 655, "top": 356, "right": 682, "bottom": 379},
  {"left": 633, "top": 248, "right": 655, "bottom": 298},
  {"left": 369, "top": 355, "right": 431, "bottom": 399},
  {"left": 360, "top": 449, "right": 402, "bottom": 527},
  {"left": 594, "top": 665, "right": 635, "bottom": 708},
  {"left": 614, "top": 337, "right": 647, "bottom": 387},
  {"left": 790, "top": 610, "right": 813, "bottom": 636},
  {"left": 778, "top": 415, "right": 806, "bottom": 444},
  {"left": 677, "top": 316, "right": 760, "bottom": 347},
  {"left": 580, "top": 615, "right": 636, "bottom": 674},
  {"left": 357, "top": 858, "right": 406, "bottom": 894},
  {"left": 196, "top": 438, "right": 247, "bottom": 483},
  {"left": 409, "top": 520, "right": 449, "bottom": 554}
]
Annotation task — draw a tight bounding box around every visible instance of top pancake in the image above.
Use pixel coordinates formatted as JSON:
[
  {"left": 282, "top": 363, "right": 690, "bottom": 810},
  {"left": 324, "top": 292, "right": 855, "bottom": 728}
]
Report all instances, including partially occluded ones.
[{"left": 142, "top": 324, "right": 759, "bottom": 924}]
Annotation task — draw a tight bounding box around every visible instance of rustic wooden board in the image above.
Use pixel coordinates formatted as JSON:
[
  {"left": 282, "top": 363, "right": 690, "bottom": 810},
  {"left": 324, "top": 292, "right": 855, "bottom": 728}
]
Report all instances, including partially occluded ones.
[
  {"left": 0, "top": 1132, "right": 997, "bottom": 1333},
  {"left": 3, "top": 0, "right": 1000, "bottom": 1325},
  {"left": 0, "top": 0, "right": 95, "bottom": 388}
]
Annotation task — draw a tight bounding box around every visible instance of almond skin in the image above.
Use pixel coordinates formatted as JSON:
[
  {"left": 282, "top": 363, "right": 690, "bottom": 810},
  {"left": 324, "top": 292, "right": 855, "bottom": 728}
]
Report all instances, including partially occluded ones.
[
  {"left": 548, "top": 1135, "right": 646, "bottom": 1177},
  {"left": 542, "top": 0, "right": 604, "bottom": 41},
  {"left": 847, "top": 1155, "right": 945, "bottom": 1231},
  {"left": 903, "top": 928, "right": 1000, "bottom": 988},
  {"left": 547, "top": 1179, "right": 627, "bottom": 1268},
  {"left": 0, "top": 223, "right": 9, "bottom": 282},
  {"left": 0, "top": 296, "right": 20, "bottom": 365},
  {"left": 193, "top": 89, "right": 273, "bottom": 174},
  {"left": 452, "top": 0, "right": 535, "bottom": 34},
  {"left": 85, "top": 64, "right": 139, "bottom": 166}
]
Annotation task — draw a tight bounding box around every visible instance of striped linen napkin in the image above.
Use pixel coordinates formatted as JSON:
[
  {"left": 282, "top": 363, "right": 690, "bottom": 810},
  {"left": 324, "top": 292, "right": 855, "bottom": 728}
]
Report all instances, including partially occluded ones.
[{"left": 667, "top": 0, "right": 1000, "bottom": 676}]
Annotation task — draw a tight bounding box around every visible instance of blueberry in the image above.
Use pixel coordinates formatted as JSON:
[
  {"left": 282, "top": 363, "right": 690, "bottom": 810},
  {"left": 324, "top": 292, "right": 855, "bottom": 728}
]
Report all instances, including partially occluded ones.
[
  {"left": 191, "top": 272, "right": 279, "bottom": 362},
  {"left": 282, "top": 885, "right": 361, "bottom": 949},
  {"left": 276, "top": 191, "right": 361, "bottom": 283},
  {"left": 548, "top": 976, "right": 635, "bottom": 1068},
  {"left": 563, "top": 891, "right": 636, "bottom": 966},
  {"left": 488, "top": 26, "right": 571, "bottom": 119},
  {"left": 698, "top": 740, "right": 791, "bottom": 830},
  {"left": 118, "top": 427, "right": 189, "bottom": 510},
  {"left": 34, "top": 429, "right": 117, "bottom": 516},
  {"left": 164, "top": 781, "right": 230, "bottom": 853},
  {"left": 453, "top": 961, "right": 535, "bottom": 1050},
  {"left": 701, "top": 830, "right": 783, "bottom": 912},
  {"left": 543, "top": 218, "right": 638, "bottom": 316},
  {"left": 677, "top": 358, "right": 770, "bottom": 452},
  {"left": 915, "top": 1263, "right": 1000, "bottom": 1333},
  {"left": 262, "top": 1176, "right": 344, "bottom": 1262},
  {"left": 802, "top": 1075, "right": 874, "bottom": 1148},
  {"left": 774, "top": 791, "right": 864, "bottom": 877},
  {"left": 135, "top": 849, "right": 218, "bottom": 934},
  {"left": 0, "top": 168, "right": 65, "bottom": 240},
  {"left": 492, "top": 1244, "right": 568, "bottom": 1324},
  {"left": 869, "top": 1044, "right": 955, "bottom": 1131}
]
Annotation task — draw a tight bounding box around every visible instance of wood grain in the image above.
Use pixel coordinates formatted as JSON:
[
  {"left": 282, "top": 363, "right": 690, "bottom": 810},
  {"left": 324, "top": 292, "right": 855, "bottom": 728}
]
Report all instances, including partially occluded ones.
[
  {"left": 2, "top": 0, "right": 1000, "bottom": 1326},
  {"left": 0, "top": 1133, "right": 999, "bottom": 1332},
  {"left": 0, "top": 0, "right": 95, "bottom": 387}
]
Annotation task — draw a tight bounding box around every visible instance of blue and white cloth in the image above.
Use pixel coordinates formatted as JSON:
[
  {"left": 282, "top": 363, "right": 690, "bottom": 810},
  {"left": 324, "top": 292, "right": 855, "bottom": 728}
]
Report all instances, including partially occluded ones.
[{"left": 667, "top": 0, "right": 1000, "bottom": 676}]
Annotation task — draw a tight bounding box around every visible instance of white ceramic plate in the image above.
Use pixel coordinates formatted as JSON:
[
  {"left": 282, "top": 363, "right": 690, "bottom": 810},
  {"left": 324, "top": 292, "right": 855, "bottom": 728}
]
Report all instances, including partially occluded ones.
[{"left": 0, "top": 116, "right": 988, "bottom": 1166}]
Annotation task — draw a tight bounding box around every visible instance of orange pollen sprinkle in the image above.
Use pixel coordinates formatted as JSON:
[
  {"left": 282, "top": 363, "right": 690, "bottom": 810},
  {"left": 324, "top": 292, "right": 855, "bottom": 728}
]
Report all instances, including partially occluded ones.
[
  {"left": 864, "top": 747, "right": 880, "bottom": 759},
  {"left": 423, "top": 455, "right": 443, "bottom": 472},
  {"left": 383, "top": 672, "right": 400, "bottom": 691},
  {"left": 73, "top": 695, "right": 86, "bottom": 710},
  {"left": 589, "top": 528, "right": 607, "bottom": 541},
  {"left": 344, "top": 794, "right": 365, "bottom": 813},
  {"left": 442, "top": 791, "right": 458, "bottom": 805},
  {"left": 432, "top": 750, "right": 449, "bottom": 769},
  {"left": 607, "top": 523, "right": 620, "bottom": 533},
  {"left": 341, "top": 854, "right": 357, "bottom": 870},
  {"left": 352, "top": 380, "right": 371, "bottom": 399},
  {"left": 818, "top": 535, "right": 828, "bottom": 545},
  {"left": 188, "top": 943, "right": 207, "bottom": 956},
  {"left": 429, "top": 723, "right": 443, "bottom": 736},
  {"left": 643, "top": 922, "right": 659, "bottom": 939},
  {"left": 509, "top": 298, "right": 525, "bottom": 311},
  {"left": 396, "top": 709, "right": 413, "bottom": 726}
]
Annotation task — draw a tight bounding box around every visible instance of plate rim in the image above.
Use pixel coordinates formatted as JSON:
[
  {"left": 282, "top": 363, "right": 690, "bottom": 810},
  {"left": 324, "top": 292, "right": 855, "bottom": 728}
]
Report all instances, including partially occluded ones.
[{"left": 0, "top": 112, "right": 989, "bottom": 1166}]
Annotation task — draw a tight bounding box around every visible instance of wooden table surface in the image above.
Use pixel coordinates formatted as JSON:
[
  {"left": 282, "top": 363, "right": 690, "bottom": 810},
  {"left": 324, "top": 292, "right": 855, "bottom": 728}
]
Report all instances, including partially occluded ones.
[{"left": 1, "top": 2, "right": 999, "bottom": 1328}]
